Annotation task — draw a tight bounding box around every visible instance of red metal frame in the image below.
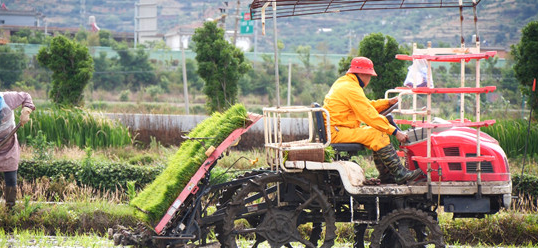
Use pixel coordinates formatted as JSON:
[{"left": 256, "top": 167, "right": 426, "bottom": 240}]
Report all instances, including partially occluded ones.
[
  {"left": 395, "top": 119, "right": 496, "bottom": 128},
  {"left": 395, "top": 51, "right": 496, "bottom": 62},
  {"left": 411, "top": 86, "right": 496, "bottom": 94},
  {"left": 411, "top": 155, "right": 495, "bottom": 163},
  {"left": 154, "top": 113, "right": 263, "bottom": 235}
]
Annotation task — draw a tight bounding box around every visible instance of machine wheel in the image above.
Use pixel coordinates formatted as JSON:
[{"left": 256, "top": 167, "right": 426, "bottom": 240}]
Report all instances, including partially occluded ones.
[
  {"left": 222, "top": 173, "right": 336, "bottom": 248},
  {"left": 214, "top": 169, "right": 272, "bottom": 245},
  {"left": 370, "top": 208, "right": 445, "bottom": 248}
]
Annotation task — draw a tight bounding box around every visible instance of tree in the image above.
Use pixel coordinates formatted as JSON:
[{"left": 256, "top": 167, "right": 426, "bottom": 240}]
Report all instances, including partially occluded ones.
[
  {"left": 10, "top": 28, "right": 46, "bottom": 44},
  {"left": 512, "top": 20, "right": 538, "bottom": 118},
  {"left": 0, "top": 46, "right": 27, "bottom": 88},
  {"left": 192, "top": 21, "right": 251, "bottom": 113},
  {"left": 296, "top": 45, "right": 311, "bottom": 75},
  {"left": 37, "top": 35, "right": 94, "bottom": 106},
  {"left": 98, "top": 30, "right": 115, "bottom": 47},
  {"left": 92, "top": 51, "right": 123, "bottom": 90},
  {"left": 338, "top": 33, "right": 408, "bottom": 99},
  {"left": 113, "top": 42, "right": 156, "bottom": 90},
  {"left": 75, "top": 28, "right": 89, "bottom": 42}
]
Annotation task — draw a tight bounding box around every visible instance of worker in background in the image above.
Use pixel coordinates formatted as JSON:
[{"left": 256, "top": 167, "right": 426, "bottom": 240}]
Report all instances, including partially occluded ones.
[
  {"left": 0, "top": 91, "right": 34, "bottom": 210},
  {"left": 323, "top": 57, "right": 422, "bottom": 185}
]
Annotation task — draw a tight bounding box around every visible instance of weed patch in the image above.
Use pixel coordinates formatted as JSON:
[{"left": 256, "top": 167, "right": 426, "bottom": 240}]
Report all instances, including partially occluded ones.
[
  {"left": 0, "top": 201, "right": 139, "bottom": 236},
  {"left": 441, "top": 211, "right": 538, "bottom": 246}
]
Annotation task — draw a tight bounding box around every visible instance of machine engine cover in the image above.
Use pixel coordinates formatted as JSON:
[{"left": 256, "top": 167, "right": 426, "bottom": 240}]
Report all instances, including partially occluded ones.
[{"left": 402, "top": 127, "right": 510, "bottom": 182}]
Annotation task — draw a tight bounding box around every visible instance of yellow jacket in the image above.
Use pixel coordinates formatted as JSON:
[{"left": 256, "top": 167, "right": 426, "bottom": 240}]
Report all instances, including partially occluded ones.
[{"left": 323, "top": 74, "right": 396, "bottom": 136}]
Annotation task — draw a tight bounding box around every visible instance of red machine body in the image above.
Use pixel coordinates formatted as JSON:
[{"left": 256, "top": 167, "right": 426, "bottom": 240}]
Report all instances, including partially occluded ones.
[{"left": 402, "top": 127, "right": 510, "bottom": 182}]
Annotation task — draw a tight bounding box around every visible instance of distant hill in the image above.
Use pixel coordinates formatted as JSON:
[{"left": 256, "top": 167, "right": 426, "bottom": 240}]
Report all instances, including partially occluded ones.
[{"left": 2, "top": 0, "right": 536, "bottom": 54}]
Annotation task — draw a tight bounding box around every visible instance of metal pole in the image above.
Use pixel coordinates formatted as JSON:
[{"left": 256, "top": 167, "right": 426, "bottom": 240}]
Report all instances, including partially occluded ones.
[
  {"left": 521, "top": 78, "right": 536, "bottom": 178},
  {"left": 459, "top": 0, "right": 465, "bottom": 123},
  {"left": 134, "top": 2, "right": 138, "bottom": 48},
  {"left": 272, "top": 2, "right": 280, "bottom": 107},
  {"left": 459, "top": 0, "right": 465, "bottom": 46},
  {"left": 287, "top": 59, "right": 291, "bottom": 107},
  {"left": 181, "top": 34, "right": 190, "bottom": 115},
  {"left": 233, "top": 0, "right": 240, "bottom": 46},
  {"left": 473, "top": 0, "right": 480, "bottom": 46},
  {"left": 287, "top": 58, "right": 291, "bottom": 117},
  {"left": 476, "top": 52, "right": 482, "bottom": 198},
  {"left": 254, "top": 20, "right": 258, "bottom": 56},
  {"left": 348, "top": 29, "right": 352, "bottom": 52},
  {"left": 521, "top": 107, "right": 533, "bottom": 177}
]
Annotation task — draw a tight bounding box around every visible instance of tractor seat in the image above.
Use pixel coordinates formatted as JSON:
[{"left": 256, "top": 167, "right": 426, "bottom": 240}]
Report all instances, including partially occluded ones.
[{"left": 311, "top": 103, "right": 364, "bottom": 155}]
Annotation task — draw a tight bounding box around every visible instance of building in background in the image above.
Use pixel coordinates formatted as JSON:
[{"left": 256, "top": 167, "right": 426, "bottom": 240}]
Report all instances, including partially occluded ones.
[
  {"left": 135, "top": 0, "right": 160, "bottom": 46},
  {"left": 0, "top": 7, "right": 44, "bottom": 27}
]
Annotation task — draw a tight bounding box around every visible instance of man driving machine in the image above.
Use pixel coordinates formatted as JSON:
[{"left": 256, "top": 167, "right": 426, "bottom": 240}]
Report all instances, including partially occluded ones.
[{"left": 323, "top": 57, "right": 422, "bottom": 185}]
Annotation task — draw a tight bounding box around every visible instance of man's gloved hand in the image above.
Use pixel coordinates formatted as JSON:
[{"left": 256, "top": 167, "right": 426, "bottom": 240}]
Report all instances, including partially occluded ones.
[
  {"left": 388, "top": 96, "right": 399, "bottom": 106},
  {"left": 20, "top": 107, "right": 32, "bottom": 126},
  {"left": 395, "top": 130, "right": 409, "bottom": 143}
]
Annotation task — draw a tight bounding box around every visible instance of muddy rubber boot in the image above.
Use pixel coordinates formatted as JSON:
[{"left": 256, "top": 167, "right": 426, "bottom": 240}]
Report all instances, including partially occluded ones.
[
  {"left": 5, "top": 186, "right": 16, "bottom": 211},
  {"left": 373, "top": 152, "right": 396, "bottom": 184},
  {"left": 377, "top": 145, "right": 423, "bottom": 185}
]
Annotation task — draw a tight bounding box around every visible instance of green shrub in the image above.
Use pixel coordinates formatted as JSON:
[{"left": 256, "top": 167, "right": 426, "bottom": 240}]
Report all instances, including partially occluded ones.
[
  {"left": 17, "top": 107, "right": 132, "bottom": 149},
  {"left": 119, "top": 90, "right": 130, "bottom": 102},
  {"left": 26, "top": 130, "right": 55, "bottom": 161},
  {"left": 145, "top": 85, "right": 164, "bottom": 101},
  {"left": 18, "top": 160, "right": 163, "bottom": 191},
  {"left": 128, "top": 154, "right": 155, "bottom": 165},
  {"left": 130, "top": 104, "right": 249, "bottom": 222},
  {"left": 513, "top": 174, "right": 538, "bottom": 198}
]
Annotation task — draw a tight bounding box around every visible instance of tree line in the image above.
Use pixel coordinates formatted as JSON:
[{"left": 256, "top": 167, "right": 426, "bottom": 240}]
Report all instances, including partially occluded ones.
[{"left": 0, "top": 21, "right": 536, "bottom": 117}]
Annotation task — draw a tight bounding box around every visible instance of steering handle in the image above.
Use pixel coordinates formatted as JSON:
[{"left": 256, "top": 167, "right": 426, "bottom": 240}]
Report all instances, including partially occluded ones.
[{"left": 379, "top": 102, "right": 398, "bottom": 116}]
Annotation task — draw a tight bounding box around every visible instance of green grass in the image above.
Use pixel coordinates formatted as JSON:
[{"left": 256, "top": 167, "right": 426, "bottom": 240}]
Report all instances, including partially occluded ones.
[
  {"left": 0, "top": 229, "right": 114, "bottom": 247},
  {"left": 482, "top": 119, "right": 538, "bottom": 159}
]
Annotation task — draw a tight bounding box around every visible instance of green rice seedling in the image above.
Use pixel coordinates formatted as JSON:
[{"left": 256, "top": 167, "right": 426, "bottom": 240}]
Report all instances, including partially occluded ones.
[
  {"left": 17, "top": 107, "right": 132, "bottom": 149},
  {"left": 130, "top": 104, "right": 249, "bottom": 221}
]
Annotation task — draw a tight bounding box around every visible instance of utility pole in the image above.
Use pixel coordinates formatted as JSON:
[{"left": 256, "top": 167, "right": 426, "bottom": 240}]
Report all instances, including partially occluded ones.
[
  {"left": 232, "top": 0, "right": 240, "bottom": 46},
  {"left": 348, "top": 29, "right": 352, "bottom": 52},
  {"left": 80, "top": 0, "right": 86, "bottom": 29},
  {"left": 134, "top": 1, "right": 138, "bottom": 47},
  {"left": 254, "top": 19, "right": 258, "bottom": 56},
  {"left": 180, "top": 32, "right": 190, "bottom": 115}
]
